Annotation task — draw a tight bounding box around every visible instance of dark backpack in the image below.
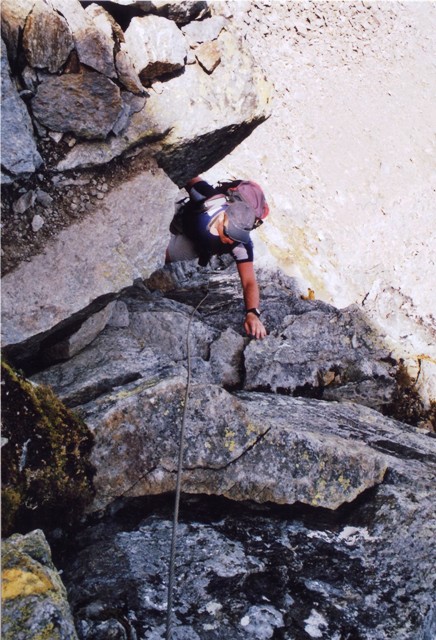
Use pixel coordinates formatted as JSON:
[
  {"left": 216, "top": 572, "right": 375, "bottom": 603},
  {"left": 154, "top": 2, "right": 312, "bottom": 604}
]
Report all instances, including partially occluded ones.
[{"left": 169, "top": 197, "right": 191, "bottom": 235}]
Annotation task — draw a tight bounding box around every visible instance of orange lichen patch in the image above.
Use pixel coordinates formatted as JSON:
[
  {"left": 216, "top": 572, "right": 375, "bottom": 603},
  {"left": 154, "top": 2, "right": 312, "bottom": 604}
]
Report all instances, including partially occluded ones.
[{"left": 416, "top": 354, "right": 436, "bottom": 365}]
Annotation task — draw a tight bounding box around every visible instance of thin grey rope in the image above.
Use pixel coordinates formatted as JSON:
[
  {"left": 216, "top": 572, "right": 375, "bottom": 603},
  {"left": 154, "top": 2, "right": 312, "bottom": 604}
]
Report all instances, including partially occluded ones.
[{"left": 165, "top": 287, "right": 209, "bottom": 640}]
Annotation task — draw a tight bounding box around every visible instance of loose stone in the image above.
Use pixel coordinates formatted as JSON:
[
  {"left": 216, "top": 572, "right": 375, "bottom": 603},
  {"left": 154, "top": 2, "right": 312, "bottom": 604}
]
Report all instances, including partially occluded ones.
[{"left": 31, "top": 214, "right": 45, "bottom": 232}]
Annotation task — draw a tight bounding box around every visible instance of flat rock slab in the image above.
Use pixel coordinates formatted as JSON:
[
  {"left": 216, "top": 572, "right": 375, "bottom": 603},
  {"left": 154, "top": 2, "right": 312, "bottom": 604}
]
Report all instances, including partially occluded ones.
[{"left": 1, "top": 166, "right": 178, "bottom": 347}]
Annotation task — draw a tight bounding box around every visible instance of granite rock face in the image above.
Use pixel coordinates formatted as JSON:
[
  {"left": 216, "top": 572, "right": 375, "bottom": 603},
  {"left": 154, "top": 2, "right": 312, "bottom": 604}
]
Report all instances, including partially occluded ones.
[
  {"left": 6, "top": 265, "right": 436, "bottom": 640},
  {"left": 61, "top": 451, "right": 436, "bottom": 640},
  {"left": 1, "top": 3, "right": 435, "bottom": 636},
  {"left": 28, "top": 266, "right": 431, "bottom": 516},
  {"left": 243, "top": 304, "right": 396, "bottom": 410},
  {"left": 1, "top": 0, "right": 271, "bottom": 353}
]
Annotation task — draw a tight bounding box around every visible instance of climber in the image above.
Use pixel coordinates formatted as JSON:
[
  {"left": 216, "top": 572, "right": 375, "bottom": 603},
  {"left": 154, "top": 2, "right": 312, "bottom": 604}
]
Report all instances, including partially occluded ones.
[{"left": 165, "top": 175, "right": 269, "bottom": 339}]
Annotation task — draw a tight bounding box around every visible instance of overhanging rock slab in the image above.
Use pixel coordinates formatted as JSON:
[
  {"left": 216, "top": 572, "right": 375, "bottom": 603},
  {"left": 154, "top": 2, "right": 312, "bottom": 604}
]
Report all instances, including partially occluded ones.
[{"left": 1, "top": 165, "right": 178, "bottom": 347}]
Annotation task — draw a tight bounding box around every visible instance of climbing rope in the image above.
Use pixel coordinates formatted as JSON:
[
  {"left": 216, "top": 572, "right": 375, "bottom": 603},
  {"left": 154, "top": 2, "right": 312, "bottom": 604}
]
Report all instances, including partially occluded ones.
[{"left": 165, "top": 286, "right": 210, "bottom": 640}]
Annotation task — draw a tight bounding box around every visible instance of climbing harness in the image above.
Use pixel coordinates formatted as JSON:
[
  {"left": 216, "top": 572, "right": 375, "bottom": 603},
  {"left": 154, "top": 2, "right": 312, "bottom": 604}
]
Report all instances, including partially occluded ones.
[{"left": 165, "top": 285, "right": 210, "bottom": 640}]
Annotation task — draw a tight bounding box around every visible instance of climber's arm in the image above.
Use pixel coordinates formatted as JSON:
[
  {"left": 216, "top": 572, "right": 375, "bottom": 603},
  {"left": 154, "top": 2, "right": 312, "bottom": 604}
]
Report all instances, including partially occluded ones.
[
  {"left": 185, "top": 176, "right": 203, "bottom": 189},
  {"left": 237, "top": 262, "right": 267, "bottom": 339}
]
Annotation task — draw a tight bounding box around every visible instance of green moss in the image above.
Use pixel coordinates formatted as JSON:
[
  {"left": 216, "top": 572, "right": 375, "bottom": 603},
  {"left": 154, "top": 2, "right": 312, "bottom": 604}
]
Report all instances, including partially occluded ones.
[
  {"left": 1, "top": 360, "right": 95, "bottom": 536},
  {"left": 1, "top": 487, "right": 22, "bottom": 535}
]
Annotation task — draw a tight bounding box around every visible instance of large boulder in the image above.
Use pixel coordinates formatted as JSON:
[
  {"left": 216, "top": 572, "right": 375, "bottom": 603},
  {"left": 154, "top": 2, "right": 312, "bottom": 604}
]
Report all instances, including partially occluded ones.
[
  {"left": 22, "top": 0, "right": 74, "bottom": 73},
  {"left": 31, "top": 69, "right": 123, "bottom": 139},
  {"left": 70, "top": 377, "right": 392, "bottom": 512},
  {"left": 47, "top": 0, "right": 117, "bottom": 77},
  {"left": 143, "top": 27, "right": 272, "bottom": 185},
  {"left": 0, "top": 38, "right": 43, "bottom": 181},
  {"left": 53, "top": 92, "right": 165, "bottom": 171},
  {"left": 124, "top": 15, "right": 188, "bottom": 83},
  {"left": 2, "top": 529, "right": 78, "bottom": 640}
]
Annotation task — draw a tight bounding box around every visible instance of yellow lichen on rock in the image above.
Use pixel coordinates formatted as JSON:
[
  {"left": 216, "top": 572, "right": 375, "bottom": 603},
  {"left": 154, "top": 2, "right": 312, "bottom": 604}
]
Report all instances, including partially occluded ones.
[
  {"left": 1, "top": 567, "right": 54, "bottom": 600},
  {"left": 311, "top": 478, "right": 327, "bottom": 506},
  {"left": 224, "top": 428, "right": 236, "bottom": 452},
  {"left": 1, "top": 530, "right": 78, "bottom": 639},
  {"left": 337, "top": 474, "right": 351, "bottom": 492}
]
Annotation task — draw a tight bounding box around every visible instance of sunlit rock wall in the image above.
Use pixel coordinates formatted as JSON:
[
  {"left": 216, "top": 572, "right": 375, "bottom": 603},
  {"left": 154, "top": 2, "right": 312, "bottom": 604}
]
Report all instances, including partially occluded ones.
[{"left": 205, "top": 0, "right": 436, "bottom": 404}]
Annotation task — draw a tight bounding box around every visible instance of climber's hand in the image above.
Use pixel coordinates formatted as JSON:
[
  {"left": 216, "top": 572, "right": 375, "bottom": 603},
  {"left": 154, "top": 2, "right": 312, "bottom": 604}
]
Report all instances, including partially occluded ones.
[{"left": 244, "top": 314, "right": 267, "bottom": 340}]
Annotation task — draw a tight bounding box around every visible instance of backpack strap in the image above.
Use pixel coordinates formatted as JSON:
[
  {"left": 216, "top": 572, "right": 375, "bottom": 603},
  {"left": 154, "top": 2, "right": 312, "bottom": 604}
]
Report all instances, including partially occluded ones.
[{"left": 217, "top": 179, "right": 243, "bottom": 193}]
